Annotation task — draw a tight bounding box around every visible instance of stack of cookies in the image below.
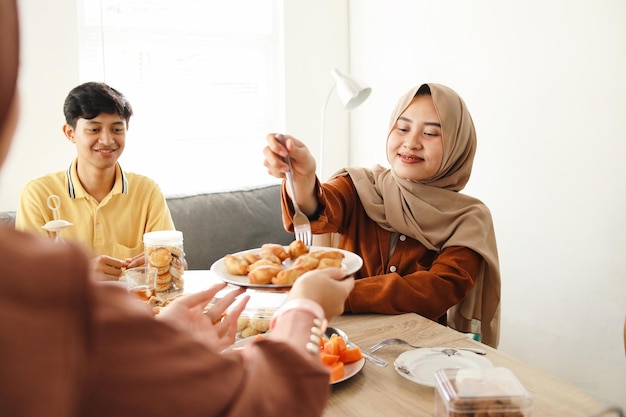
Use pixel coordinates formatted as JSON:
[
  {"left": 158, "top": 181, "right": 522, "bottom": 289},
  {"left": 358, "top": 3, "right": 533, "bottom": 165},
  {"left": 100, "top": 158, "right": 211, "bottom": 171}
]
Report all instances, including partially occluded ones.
[
  {"left": 146, "top": 247, "right": 181, "bottom": 292},
  {"left": 144, "top": 230, "right": 185, "bottom": 297}
]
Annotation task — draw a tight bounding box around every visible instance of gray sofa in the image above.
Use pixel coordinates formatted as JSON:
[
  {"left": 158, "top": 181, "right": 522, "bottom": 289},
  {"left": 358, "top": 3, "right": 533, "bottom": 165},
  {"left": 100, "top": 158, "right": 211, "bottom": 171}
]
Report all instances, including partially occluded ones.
[
  {"left": 0, "top": 184, "right": 293, "bottom": 270},
  {"left": 166, "top": 184, "right": 293, "bottom": 269}
]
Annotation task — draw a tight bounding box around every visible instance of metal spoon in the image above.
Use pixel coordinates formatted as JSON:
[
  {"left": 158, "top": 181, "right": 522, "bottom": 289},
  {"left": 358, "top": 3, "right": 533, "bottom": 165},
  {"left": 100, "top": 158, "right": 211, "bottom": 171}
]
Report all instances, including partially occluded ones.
[{"left": 326, "top": 326, "right": 388, "bottom": 367}]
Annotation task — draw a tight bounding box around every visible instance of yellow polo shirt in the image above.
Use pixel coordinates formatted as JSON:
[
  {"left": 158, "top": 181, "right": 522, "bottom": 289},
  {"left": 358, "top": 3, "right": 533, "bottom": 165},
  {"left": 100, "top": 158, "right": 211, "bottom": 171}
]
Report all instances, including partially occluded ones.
[{"left": 16, "top": 159, "right": 175, "bottom": 260}]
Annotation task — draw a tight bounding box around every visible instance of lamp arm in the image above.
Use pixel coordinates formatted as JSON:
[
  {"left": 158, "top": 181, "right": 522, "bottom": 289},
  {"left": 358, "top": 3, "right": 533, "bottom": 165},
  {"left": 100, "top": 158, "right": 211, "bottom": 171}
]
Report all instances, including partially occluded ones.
[{"left": 319, "top": 83, "right": 336, "bottom": 180}]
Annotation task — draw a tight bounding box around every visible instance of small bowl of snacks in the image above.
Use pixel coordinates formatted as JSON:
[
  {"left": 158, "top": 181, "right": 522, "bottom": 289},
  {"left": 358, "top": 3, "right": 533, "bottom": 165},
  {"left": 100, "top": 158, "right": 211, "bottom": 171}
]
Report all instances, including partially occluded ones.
[
  {"left": 237, "top": 306, "right": 277, "bottom": 338},
  {"left": 234, "top": 290, "right": 286, "bottom": 339}
]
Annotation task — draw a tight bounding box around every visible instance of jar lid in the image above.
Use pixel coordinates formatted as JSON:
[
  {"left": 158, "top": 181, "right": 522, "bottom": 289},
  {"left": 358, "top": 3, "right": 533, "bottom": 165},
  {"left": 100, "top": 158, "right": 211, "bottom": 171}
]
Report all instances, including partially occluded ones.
[{"left": 143, "top": 230, "right": 183, "bottom": 245}]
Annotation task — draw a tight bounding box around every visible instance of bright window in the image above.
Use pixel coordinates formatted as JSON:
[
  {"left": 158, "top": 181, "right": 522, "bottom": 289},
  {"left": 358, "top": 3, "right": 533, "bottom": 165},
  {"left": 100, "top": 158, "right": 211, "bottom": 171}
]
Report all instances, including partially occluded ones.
[{"left": 77, "top": 0, "right": 282, "bottom": 196}]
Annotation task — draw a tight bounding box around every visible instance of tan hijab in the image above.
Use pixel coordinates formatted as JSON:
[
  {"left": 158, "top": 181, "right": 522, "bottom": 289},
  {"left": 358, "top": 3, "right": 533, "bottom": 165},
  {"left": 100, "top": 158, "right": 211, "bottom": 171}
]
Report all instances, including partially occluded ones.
[
  {"left": 0, "top": 0, "right": 20, "bottom": 165},
  {"left": 335, "top": 83, "right": 501, "bottom": 347}
]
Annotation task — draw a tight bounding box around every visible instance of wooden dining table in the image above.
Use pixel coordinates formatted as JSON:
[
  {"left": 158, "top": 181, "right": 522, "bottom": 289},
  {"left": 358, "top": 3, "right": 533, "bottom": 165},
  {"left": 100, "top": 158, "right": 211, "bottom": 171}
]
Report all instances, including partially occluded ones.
[
  {"left": 324, "top": 313, "right": 606, "bottom": 417},
  {"left": 183, "top": 271, "right": 607, "bottom": 417}
]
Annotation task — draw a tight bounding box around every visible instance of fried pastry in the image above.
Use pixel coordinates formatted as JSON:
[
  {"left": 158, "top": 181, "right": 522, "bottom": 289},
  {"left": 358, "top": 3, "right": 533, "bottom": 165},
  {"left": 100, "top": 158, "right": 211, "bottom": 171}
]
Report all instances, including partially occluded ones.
[
  {"left": 248, "top": 258, "right": 282, "bottom": 271},
  {"left": 288, "top": 240, "right": 308, "bottom": 259},
  {"left": 240, "top": 326, "right": 263, "bottom": 338},
  {"left": 242, "top": 252, "right": 261, "bottom": 265},
  {"left": 258, "top": 252, "right": 282, "bottom": 265},
  {"left": 272, "top": 266, "right": 307, "bottom": 286},
  {"left": 237, "top": 317, "right": 250, "bottom": 332},
  {"left": 249, "top": 313, "right": 271, "bottom": 333},
  {"left": 248, "top": 265, "right": 282, "bottom": 285},
  {"left": 292, "top": 254, "right": 319, "bottom": 270},
  {"left": 224, "top": 254, "right": 249, "bottom": 275},
  {"left": 317, "top": 258, "right": 343, "bottom": 269},
  {"left": 310, "top": 250, "right": 345, "bottom": 261},
  {"left": 260, "top": 243, "right": 290, "bottom": 262}
]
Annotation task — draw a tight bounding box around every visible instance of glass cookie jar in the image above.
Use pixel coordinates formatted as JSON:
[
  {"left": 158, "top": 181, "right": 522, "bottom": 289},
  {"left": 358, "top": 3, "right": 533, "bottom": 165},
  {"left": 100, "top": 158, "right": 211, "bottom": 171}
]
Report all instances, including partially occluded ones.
[{"left": 143, "top": 230, "right": 185, "bottom": 299}]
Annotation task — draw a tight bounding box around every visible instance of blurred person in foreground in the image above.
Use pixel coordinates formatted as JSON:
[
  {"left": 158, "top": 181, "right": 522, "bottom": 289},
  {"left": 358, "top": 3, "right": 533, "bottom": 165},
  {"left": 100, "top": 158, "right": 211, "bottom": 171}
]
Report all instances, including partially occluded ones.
[
  {"left": 0, "top": 1, "right": 354, "bottom": 416},
  {"left": 15, "top": 80, "right": 174, "bottom": 280},
  {"left": 263, "top": 83, "right": 501, "bottom": 347}
]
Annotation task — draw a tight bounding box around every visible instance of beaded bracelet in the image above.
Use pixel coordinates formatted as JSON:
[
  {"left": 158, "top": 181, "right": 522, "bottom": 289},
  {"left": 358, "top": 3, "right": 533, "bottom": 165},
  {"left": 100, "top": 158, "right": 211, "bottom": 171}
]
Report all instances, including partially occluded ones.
[{"left": 270, "top": 299, "right": 328, "bottom": 355}]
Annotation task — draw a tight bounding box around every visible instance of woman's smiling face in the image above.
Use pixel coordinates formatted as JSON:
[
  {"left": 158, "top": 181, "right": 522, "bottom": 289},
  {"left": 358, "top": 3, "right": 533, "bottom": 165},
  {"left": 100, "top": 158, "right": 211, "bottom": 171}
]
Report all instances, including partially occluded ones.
[{"left": 387, "top": 94, "right": 443, "bottom": 181}]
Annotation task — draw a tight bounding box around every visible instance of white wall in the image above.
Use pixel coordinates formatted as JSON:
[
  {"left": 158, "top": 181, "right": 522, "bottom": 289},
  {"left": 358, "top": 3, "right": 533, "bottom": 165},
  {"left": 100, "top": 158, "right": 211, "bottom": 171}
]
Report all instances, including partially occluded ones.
[
  {"left": 282, "top": 0, "right": 353, "bottom": 180},
  {"left": 0, "top": 0, "right": 79, "bottom": 211},
  {"left": 348, "top": 0, "right": 626, "bottom": 410},
  {"left": 4, "top": 0, "right": 625, "bottom": 410}
]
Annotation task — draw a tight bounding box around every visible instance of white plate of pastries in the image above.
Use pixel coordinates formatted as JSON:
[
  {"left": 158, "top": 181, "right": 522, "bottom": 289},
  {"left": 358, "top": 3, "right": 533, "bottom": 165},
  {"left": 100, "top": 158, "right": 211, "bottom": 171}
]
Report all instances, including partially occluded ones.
[{"left": 210, "top": 241, "right": 363, "bottom": 289}]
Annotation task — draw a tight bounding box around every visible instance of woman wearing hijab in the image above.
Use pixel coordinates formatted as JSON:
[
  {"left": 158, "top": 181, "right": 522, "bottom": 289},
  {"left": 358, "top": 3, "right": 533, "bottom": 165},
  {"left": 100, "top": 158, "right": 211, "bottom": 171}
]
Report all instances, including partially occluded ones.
[
  {"left": 0, "top": 2, "right": 355, "bottom": 415},
  {"left": 263, "top": 83, "right": 501, "bottom": 348}
]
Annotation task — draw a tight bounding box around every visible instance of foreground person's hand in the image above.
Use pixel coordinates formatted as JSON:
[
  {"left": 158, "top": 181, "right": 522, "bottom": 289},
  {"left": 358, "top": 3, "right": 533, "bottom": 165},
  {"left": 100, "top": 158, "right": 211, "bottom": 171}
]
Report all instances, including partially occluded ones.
[
  {"left": 267, "top": 268, "right": 354, "bottom": 357},
  {"left": 157, "top": 283, "right": 249, "bottom": 351},
  {"left": 287, "top": 268, "right": 354, "bottom": 320}
]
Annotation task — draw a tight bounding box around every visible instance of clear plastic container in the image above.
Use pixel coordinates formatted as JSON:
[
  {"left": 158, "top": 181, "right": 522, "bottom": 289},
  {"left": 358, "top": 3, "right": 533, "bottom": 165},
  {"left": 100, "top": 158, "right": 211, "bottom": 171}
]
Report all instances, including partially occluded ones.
[
  {"left": 234, "top": 290, "right": 286, "bottom": 339},
  {"left": 143, "top": 230, "right": 185, "bottom": 299},
  {"left": 236, "top": 306, "right": 277, "bottom": 338},
  {"left": 434, "top": 367, "right": 533, "bottom": 417}
]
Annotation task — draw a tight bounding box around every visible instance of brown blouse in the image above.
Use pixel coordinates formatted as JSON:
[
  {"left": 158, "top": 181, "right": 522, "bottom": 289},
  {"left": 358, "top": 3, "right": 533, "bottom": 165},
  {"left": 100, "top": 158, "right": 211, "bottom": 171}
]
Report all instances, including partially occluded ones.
[
  {"left": 281, "top": 176, "right": 482, "bottom": 323},
  {"left": 0, "top": 225, "right": 330, "bottom": 417}
]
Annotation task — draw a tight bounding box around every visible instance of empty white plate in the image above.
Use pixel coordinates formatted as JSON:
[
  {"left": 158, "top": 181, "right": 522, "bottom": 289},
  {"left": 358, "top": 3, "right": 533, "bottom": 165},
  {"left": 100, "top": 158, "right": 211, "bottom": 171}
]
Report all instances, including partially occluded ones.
[{"left": 394, "top": 348, "right": 492, "bottom": 387}]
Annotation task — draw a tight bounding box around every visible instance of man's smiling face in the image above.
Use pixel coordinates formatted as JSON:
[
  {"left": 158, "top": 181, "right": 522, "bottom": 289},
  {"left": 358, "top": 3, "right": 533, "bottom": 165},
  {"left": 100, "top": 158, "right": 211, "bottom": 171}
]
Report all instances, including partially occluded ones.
[{"left": 64, "top": 112, "right": 127, "bottom": 170}]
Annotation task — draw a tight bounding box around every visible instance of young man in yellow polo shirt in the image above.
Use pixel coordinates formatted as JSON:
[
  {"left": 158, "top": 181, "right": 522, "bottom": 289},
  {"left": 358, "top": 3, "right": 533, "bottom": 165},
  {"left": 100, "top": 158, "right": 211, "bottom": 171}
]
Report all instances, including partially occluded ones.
[{"left": 16, "top": 82, "right": 175, "bottom": 280}]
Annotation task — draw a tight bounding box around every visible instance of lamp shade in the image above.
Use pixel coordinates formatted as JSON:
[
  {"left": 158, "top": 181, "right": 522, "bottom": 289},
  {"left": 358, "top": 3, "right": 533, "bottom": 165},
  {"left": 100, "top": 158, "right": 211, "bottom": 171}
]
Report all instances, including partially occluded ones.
[
  {"left": 331, "top": 68, "right": 371, "bottom": 110},
  {"left": 319, "top": 68, "right": 371, "bottom": 181}
]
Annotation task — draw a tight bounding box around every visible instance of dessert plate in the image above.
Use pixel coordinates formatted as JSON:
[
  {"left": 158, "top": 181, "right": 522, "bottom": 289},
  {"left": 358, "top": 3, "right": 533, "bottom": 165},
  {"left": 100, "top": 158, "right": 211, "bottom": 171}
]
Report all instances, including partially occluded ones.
[
  {"left": 211, "top": 246, "right": 363, "bottom": 289},
  {"left": 394, "top": 348, "right": 493, "bottom": 387},
  {"left": 332, "top": 357, "right": 365, "bottom": 385},
  {"left": 224, "top": 335, "right": 365, "bottom": 384}
]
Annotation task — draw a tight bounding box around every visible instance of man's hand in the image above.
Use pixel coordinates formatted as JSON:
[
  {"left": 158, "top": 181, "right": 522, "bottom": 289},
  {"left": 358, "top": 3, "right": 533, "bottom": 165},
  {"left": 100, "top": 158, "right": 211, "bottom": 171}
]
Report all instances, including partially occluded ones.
[
  {"left": 92, "top": 255, "right": 127, "bottom": 281},
  {"left": 123, "top": 252, "right": 146, "bottom": 269}
]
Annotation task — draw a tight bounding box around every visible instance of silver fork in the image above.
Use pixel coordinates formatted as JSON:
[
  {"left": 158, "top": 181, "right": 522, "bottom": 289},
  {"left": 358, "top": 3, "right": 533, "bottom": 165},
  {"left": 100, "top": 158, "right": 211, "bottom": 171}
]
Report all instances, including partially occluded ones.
[
  {"left": 369, "top": 338, "right": 487, "bottom": 355},
  {"left": 276, "top": 134, "right": 312, "bottom": 247}
]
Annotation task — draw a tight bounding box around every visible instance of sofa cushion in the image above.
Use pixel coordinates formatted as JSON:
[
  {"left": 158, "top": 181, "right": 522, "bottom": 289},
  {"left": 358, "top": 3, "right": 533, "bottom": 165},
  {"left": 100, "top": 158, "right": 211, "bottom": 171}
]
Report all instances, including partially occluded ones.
[
  {"left": 0, "top": 211, "right": 15, "bottom": 228},
  {"left": 166, "top": 184, "right": 292, "bottom": 270}
]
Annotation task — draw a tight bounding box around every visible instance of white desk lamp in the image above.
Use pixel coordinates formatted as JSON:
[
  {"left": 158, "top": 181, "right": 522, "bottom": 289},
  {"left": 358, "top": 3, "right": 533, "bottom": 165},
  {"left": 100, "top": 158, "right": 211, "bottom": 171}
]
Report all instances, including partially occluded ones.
[
  {"left": 41, "top": 194, "right": 73, "bottom": 242},
  {"left": 319, "top": 68, "right": 371, "bottom": 179}
]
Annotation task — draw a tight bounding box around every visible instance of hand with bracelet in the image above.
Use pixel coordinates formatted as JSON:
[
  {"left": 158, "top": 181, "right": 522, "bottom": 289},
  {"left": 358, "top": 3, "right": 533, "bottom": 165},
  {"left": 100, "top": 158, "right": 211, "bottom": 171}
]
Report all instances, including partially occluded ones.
[{"left": 269, "top": 268, "right": 354, "bottom": 355}]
